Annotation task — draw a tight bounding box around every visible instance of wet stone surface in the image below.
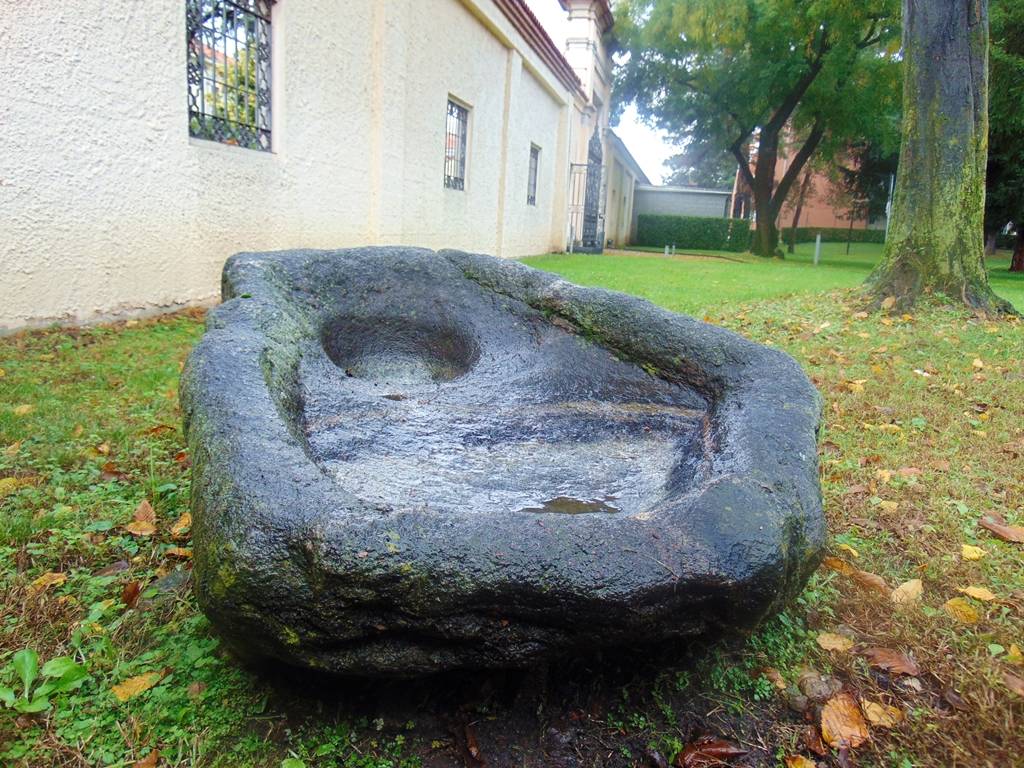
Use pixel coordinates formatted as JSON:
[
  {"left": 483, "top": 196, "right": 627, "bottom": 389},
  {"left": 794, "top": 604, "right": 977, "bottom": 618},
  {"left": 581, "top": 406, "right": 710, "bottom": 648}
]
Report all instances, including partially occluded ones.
[{"left": 181, "top": 247, "right": 825, "bottom": 676}]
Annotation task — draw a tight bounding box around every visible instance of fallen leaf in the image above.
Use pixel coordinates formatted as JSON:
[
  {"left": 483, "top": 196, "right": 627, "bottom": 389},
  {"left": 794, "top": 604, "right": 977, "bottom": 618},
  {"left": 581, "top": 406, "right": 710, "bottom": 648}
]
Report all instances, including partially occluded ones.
[
  {"left": 676, "top": 736, "right": 748, "bottom": 767},
  {"left": 961, "top": 544, "right": 986, "bottom": 561},
  {"left": 170, "top": 512, "right": 192, "bottom": 539},
  {"left": 801, "top": 724, "right": 827, "bottom": 756},
  {"left": 1007, "top": 644, "right": 1023, "bottom": 666},
  {"left": 860, "top": 700, "right": 903, "bottom": 728},
  {"left": 465, "top": 723, "right": 483, "bottom": 765},
  {"left": 124, "top": 521, "right": 156, "bottom": 536},
  {"left": 3, "top": 441, "right": 20, "bottom": 457},
  {"left": 862, "top": 647, "right": 920, "bottom": 676},
  {"left": 13, "top": 404, "right": 34, "bottom": 416},
  {"left": 979, "top": 513, "right": 1024, "bottom": 543},
  {"left": 762, "top": 667, "right": 787, "bottom": 690},
  {"left": 943, "top": 597, "right": 980, "bottom": 624},
  {"left": 122, "top": 581, "right": 142, "bottom": 609},
  {"left": 878, "top": 500, "right": 899, "bottom": 512},
  {"left": 96, "top": 560, "right": 130, "bottom": 577},
  {"left": 165, "top": 547, "right": 192, "bottom": 559},
  {"left": 823, "top": 556, "right": 855, "bottom": 575},
  {"left": 972, "top": 358, "right": 985, "bottom": 370},
  {"left": 134, "top": 499, "right": 156, "bottom": 525},
  {"left": 850, "top": 568, "right": 891, "bottom": 596},
  {"left": 817, "top": 633, "right": 854, "bottom": 652},
  {"left": 881, "top": 296, "right": 896, "bottom": 310},
  {"left": 957, "top": 586, "right": 996, "bottom": 602},
  {"left": 133, "top": 750, "right": 160, "bottom": 768},
  {"left": 897, "top": 467, "right": 922, "bottom": 478},
  {"left": 836, "top": 543, "right": 859, "bottom": 558},
  {"left": 821, "top": 692, "right": 869, "bottom": 749},
  {"left": 891, "top": 579, "right": 923, "bottom": 607},
  {"left": 1003, "top": 671, "right": 1024, "bottom": 697},
  {"left": 0, "top": 476, "right": 37, "bottom": 498},
  {"left": 784, "top": 758, "right": 816, "bottom": 768},
  {"left": 30, "top": 571, "right": 67, "bottom": 593},
  {"left": 111, "top": 671, "right": 162, "bottom": 702}
]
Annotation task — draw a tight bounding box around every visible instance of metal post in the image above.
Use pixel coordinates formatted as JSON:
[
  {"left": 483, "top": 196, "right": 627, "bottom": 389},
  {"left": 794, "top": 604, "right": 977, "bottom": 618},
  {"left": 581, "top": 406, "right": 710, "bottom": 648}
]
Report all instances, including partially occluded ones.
[
  {"left": 664, "top": 245, "right": 669, "bottom": 256},
  {"left": 814, "top": 234, "right": 821, "bottom": 265}
]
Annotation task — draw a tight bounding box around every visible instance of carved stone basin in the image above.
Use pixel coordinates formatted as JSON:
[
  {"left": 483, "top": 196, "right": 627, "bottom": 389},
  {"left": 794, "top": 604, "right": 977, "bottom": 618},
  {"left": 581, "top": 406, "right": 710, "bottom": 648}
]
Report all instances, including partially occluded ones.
[{"left": 181, "top": 247, "right": 824, "bottom": 676}]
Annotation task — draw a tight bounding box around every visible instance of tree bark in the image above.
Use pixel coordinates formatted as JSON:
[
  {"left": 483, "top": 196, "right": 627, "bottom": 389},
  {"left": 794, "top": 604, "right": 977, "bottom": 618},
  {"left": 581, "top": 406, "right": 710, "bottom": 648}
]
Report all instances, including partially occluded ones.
[
  {"left": 788, "top": 171, "right": 814, "bottom": 254},
  {"left": 865, "top": 0, "right": 1014, "bottom": 313},
  {"left": 984, "top": 231, "right": 997, "bottom": 255},
  {"left": 1012, "top": 228, "right": 1024, "bottom": 272}
]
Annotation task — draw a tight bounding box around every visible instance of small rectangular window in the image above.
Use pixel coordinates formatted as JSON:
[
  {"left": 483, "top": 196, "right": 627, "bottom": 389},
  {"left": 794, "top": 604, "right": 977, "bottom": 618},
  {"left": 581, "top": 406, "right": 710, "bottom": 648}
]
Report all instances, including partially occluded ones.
[
  {"left": 444, "top": 99, "right": 469, "bottom": 190},
  {"left": 527, "top": 145, "right": 540, "bottom": 206},
  {"left": 187, "top": 0, "right": 272, "bottom": 151}
]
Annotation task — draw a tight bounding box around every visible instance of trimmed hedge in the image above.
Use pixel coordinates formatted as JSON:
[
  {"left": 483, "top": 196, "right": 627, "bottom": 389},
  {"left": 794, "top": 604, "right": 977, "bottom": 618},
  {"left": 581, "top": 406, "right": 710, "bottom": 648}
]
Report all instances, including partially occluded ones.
[
  {"left": 780, "top": 226, "right": 886, "bottom": 244},
  {"left": 635, "top": 214, "right": 751, "bottom": 253}
]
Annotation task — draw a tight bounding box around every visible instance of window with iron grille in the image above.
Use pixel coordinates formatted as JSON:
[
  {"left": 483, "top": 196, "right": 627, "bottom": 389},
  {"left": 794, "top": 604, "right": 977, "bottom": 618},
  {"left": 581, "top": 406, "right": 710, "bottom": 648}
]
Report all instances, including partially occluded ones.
[
  {"left": 527, "top": 145, "right": 540, "bottom": 206},
  {"left": 187, "top": 0, "right": 272, "bottom": 151},
  {"left": 444, "top": 99, "right": 469, "bottom": 190}
]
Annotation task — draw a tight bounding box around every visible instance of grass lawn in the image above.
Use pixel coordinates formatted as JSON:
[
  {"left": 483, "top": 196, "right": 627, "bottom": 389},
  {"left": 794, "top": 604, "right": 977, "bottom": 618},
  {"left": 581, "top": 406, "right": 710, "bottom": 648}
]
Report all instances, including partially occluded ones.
[
  {"left": 2, "top": 252, "right": 1023, "bottom": 767},
  {"left": 524, "top": 243, "right": 1024, "bottom": 318}
]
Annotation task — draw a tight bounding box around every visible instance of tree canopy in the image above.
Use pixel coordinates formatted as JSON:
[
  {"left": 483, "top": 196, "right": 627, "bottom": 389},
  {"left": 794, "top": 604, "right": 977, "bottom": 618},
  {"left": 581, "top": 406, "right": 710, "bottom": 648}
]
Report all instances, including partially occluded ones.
[
  {"left": 615, "top": 0, "right": 901, "bottom": 256},
  {"left": 986, "top": 0, "right": 1024, "bottom": 270}
]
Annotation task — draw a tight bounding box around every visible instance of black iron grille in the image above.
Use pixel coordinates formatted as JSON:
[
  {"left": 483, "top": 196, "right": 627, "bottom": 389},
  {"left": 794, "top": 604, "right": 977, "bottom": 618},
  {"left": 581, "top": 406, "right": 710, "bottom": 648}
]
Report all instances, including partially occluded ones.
[
  {"left": 527, "top": 145, "right": 540, "bottom": 205},
  {"left": 444, "top": 100, "right": 469, "bottom": 190},
  {"left": 187, "top": 0, "right": 272, "bottom": 151}
]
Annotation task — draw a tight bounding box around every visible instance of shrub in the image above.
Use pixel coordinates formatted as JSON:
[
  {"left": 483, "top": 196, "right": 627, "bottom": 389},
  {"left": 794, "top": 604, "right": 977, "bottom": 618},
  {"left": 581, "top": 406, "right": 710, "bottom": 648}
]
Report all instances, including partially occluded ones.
[
  {"left": 635, "top": 214, "right": 751, "bottom": 252},
  {"left": 779, "top": 226, "right": 886, "bottom": 244}
]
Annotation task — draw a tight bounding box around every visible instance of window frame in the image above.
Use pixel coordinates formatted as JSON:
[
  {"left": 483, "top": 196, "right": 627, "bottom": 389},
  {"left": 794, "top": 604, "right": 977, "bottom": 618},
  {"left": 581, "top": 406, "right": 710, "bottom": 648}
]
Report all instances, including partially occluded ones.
[
  {"left": 527, "top": 144, "right": 540, "bottom": 206},
  {"left": 186, "top": 0, "right": 273, "bottom": 152},
  {"left": 444, "top": 98, "right": 470, "bottom": 191}
]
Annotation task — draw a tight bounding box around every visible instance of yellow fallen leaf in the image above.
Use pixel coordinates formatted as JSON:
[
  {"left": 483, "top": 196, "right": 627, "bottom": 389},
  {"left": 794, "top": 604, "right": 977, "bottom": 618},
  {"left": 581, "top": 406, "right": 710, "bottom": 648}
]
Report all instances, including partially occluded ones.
[
  {"left": 0, "top": 367, "right": 5, "bottom": 377},
  {"left": 4, "top": 441, "right": 22, "bottom": 457},
  {"left": 124, "top": 521, "right": 156, "bottom": 536},
  {"left": 836, "top": 543, "right": 859, "bottom": 558},
  {"left": 13, "top": 404, "right": 34, "bottom": 416},
  {"left": 972, "top": 358, "right": 985, "bottom": 370},
  {"left": 881, "top": 296, "right": 897, "bottom": 310},
  {"left": 822, "top": 556, "right": 855, "bottom": 575},
  {"left": 111, "top": 671, "right": 162, "bottom": 702},
  {"left": 943, "top": 597, "right": 980, "bottom": 624},
  {"left": 170, "top": 512, "right": 192, "bottom": 539},
  {"left": 165, "top": 547, "right": 192, "bottom": 559},
  {"left": 961, "top": 544, "right": 986, "bottom": 561},
  {"left": 957, "top": 586, "right": 996, "bottom": 602},
  {"left": 30, "top": 571, "right": 67, "bottom": 593},
  {"left": 878, "top": 500, "right": 899, "bottom": 512},
  {"left": 860, "top": 700, "right": 904, "bottom": 728},
  {"left": 821, "top": 692, "right": 869, "bottom": 748},
  {"left": 891, "top": 579, "right": 923, "bottom": 607},
  {"left": 1007, "top": 644, "right": 1023, "bottom": 666},
  {"left": 817, "top": 632, "right": 854, "bottom": 652},
  {"left": 784, "top": 757, "right": 816, "bottom": 768}
]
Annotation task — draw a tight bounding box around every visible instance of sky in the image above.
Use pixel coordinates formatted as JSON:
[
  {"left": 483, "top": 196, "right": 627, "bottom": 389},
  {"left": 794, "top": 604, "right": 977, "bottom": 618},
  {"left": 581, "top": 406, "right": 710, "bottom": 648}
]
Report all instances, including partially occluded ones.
[{"left": 523, "top": 0, "right": 677, "bottom": 184}]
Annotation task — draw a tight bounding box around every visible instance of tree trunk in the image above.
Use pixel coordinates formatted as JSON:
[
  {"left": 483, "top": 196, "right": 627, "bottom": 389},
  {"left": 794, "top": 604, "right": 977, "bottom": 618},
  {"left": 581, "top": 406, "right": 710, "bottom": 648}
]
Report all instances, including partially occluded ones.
[
  {"left": 788, "top": 171, "right": 814, "bottom": 254},
  {"left": 865, "top": 0, "right": 1014, "bottom": 314},
  {"left": 984, "top": 231, "right": 997, "bottom": 255},
  {"left": 750, "top": 128, "right": 782, "bottom": 257},
  {"left": 1012, "top": 228, "right": 1024, "bottom": 272}
]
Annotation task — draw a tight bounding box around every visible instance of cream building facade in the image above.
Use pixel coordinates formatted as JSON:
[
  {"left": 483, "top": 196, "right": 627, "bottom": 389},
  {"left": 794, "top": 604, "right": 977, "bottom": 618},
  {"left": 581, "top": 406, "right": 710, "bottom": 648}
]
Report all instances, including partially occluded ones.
[{"left": 1, "top": 0, "right": 629, "bottom": 331}]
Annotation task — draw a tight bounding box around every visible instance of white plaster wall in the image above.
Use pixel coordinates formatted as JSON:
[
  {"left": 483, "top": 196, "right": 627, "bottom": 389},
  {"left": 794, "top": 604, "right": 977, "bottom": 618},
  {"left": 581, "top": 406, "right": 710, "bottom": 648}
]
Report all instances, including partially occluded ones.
[
  {"left": 499, "top": 65, "right": 564, "bottom": 257},
  {"left": 1, "top": 0, "right": 378, "bottom": 329},
  {"left": 0, "top": 0, "right": 585, "bottom": 329}
]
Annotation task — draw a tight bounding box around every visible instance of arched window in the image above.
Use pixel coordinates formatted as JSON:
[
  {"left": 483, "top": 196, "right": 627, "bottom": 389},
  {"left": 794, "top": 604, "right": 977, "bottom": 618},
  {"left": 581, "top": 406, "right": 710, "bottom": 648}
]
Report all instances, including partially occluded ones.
[{"left": 186, "top": 0, "right": 273, "bottom": 151}]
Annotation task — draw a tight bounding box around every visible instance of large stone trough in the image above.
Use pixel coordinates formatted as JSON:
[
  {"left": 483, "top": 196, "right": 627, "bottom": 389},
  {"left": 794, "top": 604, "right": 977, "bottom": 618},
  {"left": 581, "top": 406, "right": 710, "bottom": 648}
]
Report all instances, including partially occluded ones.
[{"left": 180, "top": 247, "right": 825, "bottom": 676}]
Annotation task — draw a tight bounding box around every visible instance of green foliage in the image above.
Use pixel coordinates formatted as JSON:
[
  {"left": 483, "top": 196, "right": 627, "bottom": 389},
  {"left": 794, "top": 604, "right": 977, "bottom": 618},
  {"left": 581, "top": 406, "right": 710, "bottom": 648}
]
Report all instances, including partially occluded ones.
[
  {"left": 0, "top": 649, "right": 88, "bottom": 714},
  {"left": 986, "top": 0, "right": 1024, "bottom": 235},
  {"left": 616, "top": 0, "right": 902, "bottom": 253},
  {"left": 781, "top": 226, "right": 886, "bottom": 245},
  {"left": 636, "top": 214, "right": 750, "bottom": 251}
]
